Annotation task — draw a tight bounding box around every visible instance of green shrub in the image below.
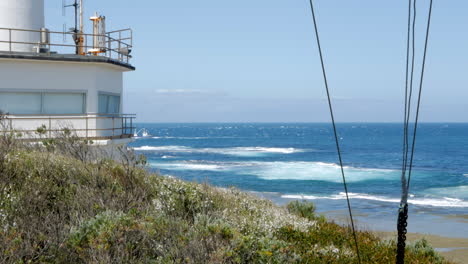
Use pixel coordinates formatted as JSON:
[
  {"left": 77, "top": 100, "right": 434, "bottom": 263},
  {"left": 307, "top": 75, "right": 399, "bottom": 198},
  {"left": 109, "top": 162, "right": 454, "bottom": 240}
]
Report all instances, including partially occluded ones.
[
  {"left": 286, "top": 200, "right": 317, "bottom": 220},
  {"left": 0, "top": 134, "right": 454, "bottom": 264}
]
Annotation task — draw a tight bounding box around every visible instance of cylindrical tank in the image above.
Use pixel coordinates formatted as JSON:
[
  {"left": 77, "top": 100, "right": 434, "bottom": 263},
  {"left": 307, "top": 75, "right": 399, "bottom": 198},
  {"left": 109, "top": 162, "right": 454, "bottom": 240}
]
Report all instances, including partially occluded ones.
[{"left": 0, "top": 0, "right": 45, "bottom": 52}]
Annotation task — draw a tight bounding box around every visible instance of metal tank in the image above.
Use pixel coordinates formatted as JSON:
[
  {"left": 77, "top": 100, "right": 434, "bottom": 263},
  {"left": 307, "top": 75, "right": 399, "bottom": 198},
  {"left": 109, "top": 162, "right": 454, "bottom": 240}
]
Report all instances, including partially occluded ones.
[{"left": 0, "top": 0, "right": 45, "bottom": 52}]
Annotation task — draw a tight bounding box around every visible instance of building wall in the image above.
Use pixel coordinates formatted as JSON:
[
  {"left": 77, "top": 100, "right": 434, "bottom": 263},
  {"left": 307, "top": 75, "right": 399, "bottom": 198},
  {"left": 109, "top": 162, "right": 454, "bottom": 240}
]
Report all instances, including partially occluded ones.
[
  {"left": 0, "top": 58, "right": 124, "bottom": 113},
  {"left": 0, "top": 58, "right": 131, "bottom": 139}
]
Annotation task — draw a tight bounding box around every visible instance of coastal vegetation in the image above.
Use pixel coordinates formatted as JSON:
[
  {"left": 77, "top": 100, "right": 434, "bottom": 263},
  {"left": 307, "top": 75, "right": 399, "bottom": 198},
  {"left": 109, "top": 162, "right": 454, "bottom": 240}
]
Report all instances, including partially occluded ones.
[{"left": 0, "top": 122, "right": 451, "bottom": 263}]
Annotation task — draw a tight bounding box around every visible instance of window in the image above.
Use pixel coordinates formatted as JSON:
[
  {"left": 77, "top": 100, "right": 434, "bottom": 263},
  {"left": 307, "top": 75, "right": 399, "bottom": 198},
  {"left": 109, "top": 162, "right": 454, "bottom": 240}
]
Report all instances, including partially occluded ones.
[
  {"left": 0, "top": 92, "right": 41, "bottom": 114},
  {"left": 98, "top": 93, "right": 120, "bottom": 114},
  {"left": 43, "top": 93, "right": 85, "bottom": 114},
  {"left": 0, "top": 91, "right": 85, "bottom": 114}
]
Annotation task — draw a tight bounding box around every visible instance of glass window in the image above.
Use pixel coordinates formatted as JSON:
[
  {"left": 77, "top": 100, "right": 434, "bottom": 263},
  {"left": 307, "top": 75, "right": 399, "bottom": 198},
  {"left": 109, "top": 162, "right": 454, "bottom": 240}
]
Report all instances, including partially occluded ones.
[
  {"left": 0, "top": 92, "right": 85, "bottom": 115},
  {"left": 43, "top": 93, "right": 85, "bottom": 114},
  {"left": 98, "top": 94, "right": 109, "bottom": 113},
  {"left": 108, "top": 95, "right": 120, "bottom": 113},
  {"left": 99, "top": 93, "right": 120, "bottom": 114},
  {"left": 0, "top": 92, "right": 41, "bottom": 114}
]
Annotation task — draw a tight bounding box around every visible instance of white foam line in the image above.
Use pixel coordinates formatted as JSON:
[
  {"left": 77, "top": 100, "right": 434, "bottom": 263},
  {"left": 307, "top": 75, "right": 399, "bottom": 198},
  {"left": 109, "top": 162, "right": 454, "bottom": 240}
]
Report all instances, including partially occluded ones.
[
  {"left": 281, "top": 193, "right": 468, "bottom": 208},
  {"left": 148, "top": 136, "right": 237, "bottom": 140},
  {"left": 150, "top": 160, "right": 398, "bottom": 183},
  {"left": 132, "top": 145, "right": 307, "bottom": 156}
]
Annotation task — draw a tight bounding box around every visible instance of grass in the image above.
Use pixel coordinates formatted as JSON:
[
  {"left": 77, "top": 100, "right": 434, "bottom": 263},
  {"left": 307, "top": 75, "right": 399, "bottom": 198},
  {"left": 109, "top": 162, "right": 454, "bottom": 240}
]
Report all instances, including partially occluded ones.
[{"left": 0, "top": 122, "right": 452, "bottom": 263}]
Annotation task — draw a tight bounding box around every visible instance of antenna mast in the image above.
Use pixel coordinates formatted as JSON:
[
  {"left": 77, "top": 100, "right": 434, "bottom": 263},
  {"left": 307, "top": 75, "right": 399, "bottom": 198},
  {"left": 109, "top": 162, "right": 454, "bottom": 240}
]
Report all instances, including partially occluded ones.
[
  {"left": 64, "top": 0, "right": 84, "bottom": 55},
  {"left": 79, "top": 0, "right": 84, "bottom": 35},
  {"left": 77, "top": 0, "right": 84, "bottom": 55}
]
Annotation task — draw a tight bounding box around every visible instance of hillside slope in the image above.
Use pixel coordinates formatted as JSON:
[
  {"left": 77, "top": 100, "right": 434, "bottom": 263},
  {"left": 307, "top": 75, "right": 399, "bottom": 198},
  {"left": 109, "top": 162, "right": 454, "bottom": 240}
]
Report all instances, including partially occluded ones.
[{"left": 0, "top": 136, "right": 450, "bottom": 263}]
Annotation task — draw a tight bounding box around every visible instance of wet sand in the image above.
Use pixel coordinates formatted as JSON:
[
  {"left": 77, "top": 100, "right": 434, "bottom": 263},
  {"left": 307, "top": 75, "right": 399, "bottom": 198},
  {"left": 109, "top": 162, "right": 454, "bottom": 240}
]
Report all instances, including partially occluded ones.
[{"left": 377, "top": 232, "right": 468, "bottom": 264}]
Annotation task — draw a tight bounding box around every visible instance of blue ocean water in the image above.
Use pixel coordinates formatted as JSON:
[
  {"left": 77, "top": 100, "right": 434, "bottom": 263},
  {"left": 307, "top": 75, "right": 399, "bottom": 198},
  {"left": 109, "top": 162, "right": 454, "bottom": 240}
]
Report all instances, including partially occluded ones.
[{"left": 130, "top": 123, "right": 468, "bottom": 237}]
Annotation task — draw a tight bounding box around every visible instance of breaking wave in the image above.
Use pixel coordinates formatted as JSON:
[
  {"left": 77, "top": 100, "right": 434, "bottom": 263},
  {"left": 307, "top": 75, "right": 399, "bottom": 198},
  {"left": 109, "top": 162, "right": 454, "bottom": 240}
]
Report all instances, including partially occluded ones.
[
  {"left": 133, "top": 145, "right": 306, "bottom": 157},
  {"left": 248, "top": 161, "right": 396, "bottom": 183},
  {"left": 281, "top": 192, "right": 468, "bottom": 208},
  {"left": 150, "top": 161, "right": 397, "bottom": 183},
  {"left": 426, "top": 185, "right": 468, "bottom": 200}
]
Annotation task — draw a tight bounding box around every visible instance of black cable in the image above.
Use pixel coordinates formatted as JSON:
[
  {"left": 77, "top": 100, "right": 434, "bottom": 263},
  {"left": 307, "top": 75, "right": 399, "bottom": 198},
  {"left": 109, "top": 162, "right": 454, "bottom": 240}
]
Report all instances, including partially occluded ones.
[
  {"left": 403, "top": 0, "right": 417, "bottom": 186},
  {"left": 307, "top": 1, "right": 361, "bottom": 263},
  {"left": 400, "top": 0, "right": 412, "bottom": 208},
  {"left": 397, "top": 1, "right": 413, "bottom": 261},
  {"left": 396, "top": 0, "right": 416, "bottom": 264},
  {"left": 406, "top": 0, "right": 433, "bottom": 193},
  {"left": 397, "top": 1, "right": 433, "bottom": 263}
]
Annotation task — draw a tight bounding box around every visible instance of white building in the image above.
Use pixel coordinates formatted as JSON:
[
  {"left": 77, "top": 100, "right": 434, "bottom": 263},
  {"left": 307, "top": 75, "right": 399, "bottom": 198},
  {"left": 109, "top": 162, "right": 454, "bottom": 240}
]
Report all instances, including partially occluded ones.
[{"left": 0, "top": 0, "right": 135, "bottom": 146}]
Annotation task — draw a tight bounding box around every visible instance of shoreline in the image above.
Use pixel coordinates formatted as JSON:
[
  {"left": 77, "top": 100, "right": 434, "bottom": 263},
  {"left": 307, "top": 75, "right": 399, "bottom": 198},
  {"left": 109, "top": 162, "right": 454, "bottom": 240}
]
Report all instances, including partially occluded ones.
[
  {"left": 377, "top": 232, "right": 468, "bottom": 264},
  {"left": 252, "top": 190, "right": 468, "bottom": 263},
  {"left": 254, "top": 191, "right": 468, "bottom": 238}
]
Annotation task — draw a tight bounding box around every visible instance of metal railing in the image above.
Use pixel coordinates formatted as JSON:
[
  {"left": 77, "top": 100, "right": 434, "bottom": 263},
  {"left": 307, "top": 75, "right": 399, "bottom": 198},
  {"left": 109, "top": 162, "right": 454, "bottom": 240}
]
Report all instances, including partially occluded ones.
[
  {"left": 0, "top": 27, "right": 133, "bottom": 63},
  {"left": 0, "top": 113, "right": 136, "bottom": 140}
]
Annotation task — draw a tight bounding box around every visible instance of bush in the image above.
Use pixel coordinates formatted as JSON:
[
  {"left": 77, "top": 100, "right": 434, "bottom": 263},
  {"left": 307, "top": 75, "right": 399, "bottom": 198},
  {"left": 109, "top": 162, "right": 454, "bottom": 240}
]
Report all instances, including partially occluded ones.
[
  {"left": 0, "top": 133, "right": 454, "bottom": 263},
  {"left": 286, "top": 200, "right": 317, "bottom": 220}
]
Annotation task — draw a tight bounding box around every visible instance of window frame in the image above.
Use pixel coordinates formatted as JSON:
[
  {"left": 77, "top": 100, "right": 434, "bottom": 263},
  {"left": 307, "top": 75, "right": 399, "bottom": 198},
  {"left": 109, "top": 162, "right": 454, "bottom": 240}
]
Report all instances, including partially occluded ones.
[
  {"left": 98, "top": 92, "right": 121, "bottom": 114},
  {"left": 0, "top": 89, "right": 87, "bottom": 115}
]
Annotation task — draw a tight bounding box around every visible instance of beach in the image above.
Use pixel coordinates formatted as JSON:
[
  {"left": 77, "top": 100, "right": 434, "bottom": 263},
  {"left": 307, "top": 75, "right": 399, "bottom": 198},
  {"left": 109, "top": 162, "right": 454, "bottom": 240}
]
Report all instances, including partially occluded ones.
[
  {"left": 377, "top": 232, "right": 468, "bottom": 264},
  {"left": 266, "top": 193, "right": 468, "bottom": 263}
]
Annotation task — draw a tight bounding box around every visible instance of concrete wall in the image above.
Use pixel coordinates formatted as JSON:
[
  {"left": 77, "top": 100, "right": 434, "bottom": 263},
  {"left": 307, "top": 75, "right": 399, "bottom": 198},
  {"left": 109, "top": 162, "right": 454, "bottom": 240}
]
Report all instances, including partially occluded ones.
[
  {"left": 0, "top": 58, "right": 130, "bottom": 139},
  {"left": 0, "top": 58, "right": 124, "bottom": 113}
]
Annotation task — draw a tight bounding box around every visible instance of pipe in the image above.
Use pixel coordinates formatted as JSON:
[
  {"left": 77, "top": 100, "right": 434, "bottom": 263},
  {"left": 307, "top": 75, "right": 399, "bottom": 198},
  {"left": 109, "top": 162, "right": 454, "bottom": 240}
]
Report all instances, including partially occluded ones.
[{"left": 78, "top": 0, "right": 84, "bottom": 55}]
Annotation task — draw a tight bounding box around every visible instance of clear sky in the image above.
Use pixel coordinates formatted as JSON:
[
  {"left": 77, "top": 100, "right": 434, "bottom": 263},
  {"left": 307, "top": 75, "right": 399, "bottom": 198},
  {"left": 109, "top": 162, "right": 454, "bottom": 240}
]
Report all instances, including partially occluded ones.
[{"left": 45, "top": 1, "right": 468, "bottom": 122}]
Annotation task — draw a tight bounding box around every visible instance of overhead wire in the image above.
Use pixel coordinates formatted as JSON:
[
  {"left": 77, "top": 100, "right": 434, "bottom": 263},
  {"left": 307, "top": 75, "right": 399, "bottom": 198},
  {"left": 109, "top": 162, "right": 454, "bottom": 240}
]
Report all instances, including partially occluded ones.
[
  {"left": 306, "top": 0, "right": 361, "bottom": 263},
  {"left": 397, "top": 0, "right": 434, "bottom": 263},
  {"left": 397, "top": 0, "right": 414, "bottom": 261}
]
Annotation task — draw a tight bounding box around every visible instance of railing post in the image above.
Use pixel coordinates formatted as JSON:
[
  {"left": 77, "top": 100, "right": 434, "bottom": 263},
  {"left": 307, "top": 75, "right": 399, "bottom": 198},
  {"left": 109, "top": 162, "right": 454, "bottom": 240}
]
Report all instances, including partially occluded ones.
[
  {"left": 86, "top": 116, "right": 89, "bottom": 139},
  {"left": 107, "top": 33, "right": 111, "bottom": 58},
  {"left": 118, "top": 31, "right": 122, "bottom": 61},
  {"left": 112, "top": 117, "right": 115, "bottom": 137},
  {"left": 48, "top": 117, "right": 52, "bottom": 138},
  {"left": 9, "top": 29, "right": 12, "bottom": 52},
  {"left": 130, "top": 117, "right": 133, "bottom": 137}
]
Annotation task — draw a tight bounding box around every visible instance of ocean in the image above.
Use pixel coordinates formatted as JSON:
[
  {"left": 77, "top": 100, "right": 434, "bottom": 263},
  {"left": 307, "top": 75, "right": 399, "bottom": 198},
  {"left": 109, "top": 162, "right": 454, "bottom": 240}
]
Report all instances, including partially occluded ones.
[{"left": 130, "top": 123, "right": 468, "bottom": 238}]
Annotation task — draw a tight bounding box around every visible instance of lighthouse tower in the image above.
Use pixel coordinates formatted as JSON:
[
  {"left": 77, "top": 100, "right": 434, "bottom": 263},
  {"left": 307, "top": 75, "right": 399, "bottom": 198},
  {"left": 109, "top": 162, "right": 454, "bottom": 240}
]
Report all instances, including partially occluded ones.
[{"left": 0, "top": 0, "right": 135, "bottom": 146}]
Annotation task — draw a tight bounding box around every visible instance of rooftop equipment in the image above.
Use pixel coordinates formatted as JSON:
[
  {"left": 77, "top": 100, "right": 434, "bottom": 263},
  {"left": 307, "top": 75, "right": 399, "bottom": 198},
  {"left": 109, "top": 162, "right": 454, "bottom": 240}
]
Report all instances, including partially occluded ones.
[
  {"left": 64, "top": 0, "right": 84, "bottom": 55},
  {"left": 0, "top": 0, "right": 45, "bottom": 52},
  {"left": 89, "top": 13, "right": 106, "bottom": 55}
]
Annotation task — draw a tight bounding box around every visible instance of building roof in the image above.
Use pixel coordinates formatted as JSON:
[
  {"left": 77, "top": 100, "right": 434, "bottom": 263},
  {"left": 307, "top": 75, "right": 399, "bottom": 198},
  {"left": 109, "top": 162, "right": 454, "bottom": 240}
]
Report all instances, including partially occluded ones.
[{"left": 0, "top": 52, "right": 135, "bottom": 71}]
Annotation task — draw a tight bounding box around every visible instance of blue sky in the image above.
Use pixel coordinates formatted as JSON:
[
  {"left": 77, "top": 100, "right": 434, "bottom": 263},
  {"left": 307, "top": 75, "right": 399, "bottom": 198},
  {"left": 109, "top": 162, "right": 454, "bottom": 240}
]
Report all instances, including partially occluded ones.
[{"left": 46, "top": 1, "right": 468, "bottom": 122}]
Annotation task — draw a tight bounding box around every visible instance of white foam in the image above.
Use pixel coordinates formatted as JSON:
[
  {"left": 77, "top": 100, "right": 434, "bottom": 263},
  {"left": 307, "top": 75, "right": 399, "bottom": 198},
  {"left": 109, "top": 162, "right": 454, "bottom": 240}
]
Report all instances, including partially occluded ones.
[
  {"left": 226, "top": 147, "right": 301, "bottom": 156},
  {"left": 153, "top": 163, "right": 224, "bottom": 171},
  {"left": 281, "top": 192, "right": 468, "bottom": 208},
  {"left": 133, "top": 145, "right": 306, "bottom": 157},
  {"left": 464, "top": 174, "right": 468, "bottom": 177},
  {"left": 249, "top": 161, "right": 396, "bottom": 183},
  {"left": 426, "top": 185, "right": 468, "bottom": 200},
  {"left": 151, "top": 160, "right": 397, "bottom": 183},
  {"left": 133, "top": 146, "right": 192, "bottom": 152}
]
